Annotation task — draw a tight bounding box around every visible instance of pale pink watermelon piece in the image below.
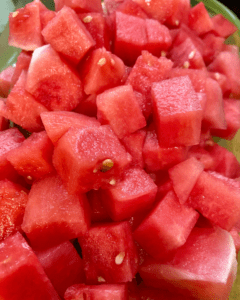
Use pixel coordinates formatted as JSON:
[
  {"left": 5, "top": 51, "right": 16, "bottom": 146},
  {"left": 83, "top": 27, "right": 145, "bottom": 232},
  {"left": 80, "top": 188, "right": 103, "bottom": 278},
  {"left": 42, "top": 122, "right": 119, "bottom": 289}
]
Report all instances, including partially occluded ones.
[
  {"left": 169, "top": 157, "right": 204, "bottom": 204},
  {"left": 139, "top": 227, "right": 237, "bottom": 300},
  {"left": 187, "top": 145, "right": 215, "bottom": 170},
  {"left": 64, "top": 283, "right": 128, "bottom": 300},
  {"left": 79, "top": 221, "right": 138, "bottom": 283},
  {"left": 188, "top": 171, "right": 240, "bottom": 230},
  {"left": 26, "top": 45, "right": 84, "bottom": 111},
  {"left": 202, "top": 33, "right": 224, "bottom": 64},
  {"left": 11, "top": 51, "right": 32, "bottom": 87},
  {"left": 211, "top": 14, "right": 238, "bottom": 38},
  {"left": 133, "top": 190, "right": 199, "bottom": 260},
  {"left": 8, "top": 0, "right": 44, "bottom": 51},
  {"left": 54, "top": 0, "right": 103, "bottom": 13},
  {"left": 100, "top": 167, "right": 157, "bottom": 221},
  {"left": 35, "top": 241, "right": 85, "bottom": 298},
  {"left": 7, "top": 131, "right": 54, "bottom": 181},
  {"left": 38, "top": 0, "right": 56, "bottom": 29},
  {"left": 96, "top": 85, "right": 146, "bottom": 139},
  {"left": 42, "top": 6, "right": 95, "bottom": 65},
  {"left": 151, "top": 76, "right": 203, "bottom": 147},
  {"left": 115, "top": 0, "right": 148, "bottom": 19},
  {"left": 41, "top": 111, "right": 100, "bottom": 144},
  {"left": 0, "top": 232, "right": 60, "bottom": 300},
  {"left": 21, "top": 173, "right": 90, "bottom": 249},
  {"left": 0, "top": 66, "right": 15, "bottom": 97},
  {"left": 53, "top": 125, "right": 132, "bottom": 194}
]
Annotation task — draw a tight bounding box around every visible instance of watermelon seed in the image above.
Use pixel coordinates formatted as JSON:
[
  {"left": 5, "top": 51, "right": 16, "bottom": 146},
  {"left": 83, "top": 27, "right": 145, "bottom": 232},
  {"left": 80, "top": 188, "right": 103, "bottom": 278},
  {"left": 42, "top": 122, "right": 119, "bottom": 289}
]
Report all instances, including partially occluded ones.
[
  {"left": 93, "top": 168, "right": 98, "bottom": 173},
  {"left": 188, "top": 50, "right": 196, "bottom": 60},
  {"left": 83, "top": 16, "right": 93, "bottom": 23},
  {"left": 214, "top": 72, "right": 220, "bottom": 80},
  {"left": 175, "top": 20, "right": 180, "bottom": 26},
  {"left": 111, "top": 59, "right": 115, "bottom": 65},
  {"left": 183, "top": 61, "right": 190, "bottom": 69},
  {"left": 100, "top": 159, "right": 114, "bottom": 172},
  {"left": 21, "top": 190, "right": 27, "bottom": 194},
  {"left": 109, "top": 179, "right": 116, "bottom": 185},
  {"left": 161, "top": 51, "right": 166, "bottom": 57},
  {"left": 98, "top": 276, "right": 106, "bottom": 282},
  {"left": 27, "top": 175, "right": 33, "bottom": 181},
  {"left": 145, "top": 0, "right": 151, "bottom": 7},
  {"left": 98, "top": 58, "right": 106, "bottom": 66},
  {"left": 12, "top": 11, "right": 19, "bottom": 18},
  {"left": 115, "top": 252, "right": 125, "bottom": 265}
]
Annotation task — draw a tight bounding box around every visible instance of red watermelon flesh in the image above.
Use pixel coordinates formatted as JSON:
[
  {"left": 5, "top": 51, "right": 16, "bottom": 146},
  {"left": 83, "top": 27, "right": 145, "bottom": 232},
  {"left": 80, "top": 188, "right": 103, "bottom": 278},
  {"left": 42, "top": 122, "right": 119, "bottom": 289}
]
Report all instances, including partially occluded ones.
[
  {"left": 100, "top": 167, "right": 157, "bottom": 221},
  {"left": 78, "top": 12, "right": 110, "bottom": 50},
  {"left": 188, "top": 171, "right": 240, "bottom": 231},
  {"left": 211, "top": 14, "right": 238, "bottom": 38},
  {"left": 74, "top": 94, "right": 97, "bottom": 117},
  {"left": 0, "top": 128, "right": 25, "bottom": 181},
  {"left": 187, "top": 145, "right": 215, "bottom": 170},
  {"left": 41, "top": 111, "right": 100, "bottom": 144},
  {"left": 42, "top": 6, "right": 95, "bottom": 65},
  {"left": 7, "top": 131, "right": 54, "bottom": 182},
  {"left": 54, "top": 0, "right": 103, "bottom": 13},
  {"left": 0, "top": 232, "right": 60, "bottom": 300},
  {"left": 0, "top": 180, "right": 28, "bottom": 242},
  {"left": 208, "top": 71, "right": 230, "bottom": 96},
  {"left": 202, "top": 33, "right": 224, "bottom": 65},
  {"left": 139, "top": 227, "right": 237, "bottom": 300},
  {"left": 79, "top": 221, "right": 138, "bottom": 283},
  {"left": 116, "top": 0, "right": 148, "bottom": 19},
  {"left": 211, "top": 98, "right": 240, "bottom": 140},
  {"left": 133, "top": 190, "right": 199, "bottom": 260},
  {"left": 64, "top": 283, "right": 128, "bottom": 300},
  {"left": 8, "top": 0, "right": 43, "bottom": 51},
  {"left": 0, "top": 71, "right": 48, "bottom": 132},
  {"left": 0, "top": 66, "right": 15, "bottom": 97},
  {"left": 53, "top": 125, "right": 132, "bottom": 194},
  {"left": 35, "top": 241, "right": 85, "bottom": 298},
  {"left": 96, "top": 85, "right": 146, "bottom": 139},
  {"left": 165, "top": 0, "right": 190, "bottom": 27},
  {"left": 26, "top": 44, "right": 84, "bottom": 111},
  {"left": 168, "top": 157, "right": 204, "bottom": 204},
  {"left": 38, "top": 0, "right": 56, "bottom": 29},
  {"left": 11, "top": 51, "right": 32, "bottom": 88},
  {"left": 0, "top": 117, "right": 8, "bottom": 131},
  {"left": 87, "top": 189, "right": 111, "bottom": 223},
  {"left": 151, "top": 76, "right": 203, "bottom": 147},
  {"left": 21, "top": 173, "right": 90, "bottom": 249},
  {"left": 81, "top": 47, "right": 126, "bottom": 95}
]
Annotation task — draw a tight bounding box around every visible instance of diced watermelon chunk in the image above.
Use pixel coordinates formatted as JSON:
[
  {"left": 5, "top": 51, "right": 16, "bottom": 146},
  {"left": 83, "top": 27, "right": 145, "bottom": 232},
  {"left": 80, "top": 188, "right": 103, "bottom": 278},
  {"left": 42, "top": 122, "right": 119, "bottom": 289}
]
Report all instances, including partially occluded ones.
[
  {"left": 0, "top": 128, "right": 25, "bottom": 181},
  {"left": 74, "top": 94, "right": 97, "bottom": 117},
  {"left": 211, "top": 14, "right": 238, "bottom": 38},
  {"left": 79, "top": 221, "right": 138, "bottom": 283},
  {"left": 53, "top": 125, "right": 132, "bottom": 194},
  {"left": 54, "top": 0, "right": 103, "bottom": 13},
  {"left": 0, "top": 66, "right": 15, "bottom": 97},
  {"left": 151, "top": 76, "right": 203, "bottom": 147},
  {"left": 0, "top": 71, "right": 48, "bottom": 132},
  {"left": 64, "top": 283, "right": 128, "bottom": 300},
  {"left": 139, "top": 227, "right": 237, "bottom": 300},
  {"left": 116, "top": 0, "right": 148, "bottom": 19},
  {"left": 187, "top": 145, "right": 215, "bottom": 170},
  {"left": 81, "top": 47, "right": 126, "bottom": 95},
  {"left": 96, "top": 85, "right": 146, "bottom": 139},
  {"left": 21, "top": 173, "right": 90, "bottom": 249},
  {"left": 134, "top": 190, "right": 199, "bottom": 260},
  {"left": 188, "top": 171, "right": 240, "bottom": 230},
  {"left": 211, "top": 98, "right": 240, "bottom": 140},
  {"left": 8, "top": 0, "right": 44, "bottom": 51},
  {"left": 0, "top": 232, "right": 60, "bottom": 300},
  {"left": 11, "top": 51, "right": 32, "bottom": 87},
  {"left": 202, "top": 33, "right": 224, "bottom": 64},
  {"left": 104, "top": 0, "right": 124, "bottom": 14},
  {"left": 41, "top": 111, "right": 100, "bottom": 144},
  {"left": 188, "top": 2, "right": 214, "bottom": 36},
  {"left": 26, "top": 45, "right": 84, "bottom": 111},
  {"left": 35, "top": 241, "right": 85, "bottom": 298},
  {"left": 0, "top": 180, "right": 28, "bottom": 241},
  {"left": 100, "top": 168, "right": 157, "bottom": 221},
  {"left": 7, "top": 131, "right": 54, "bottom": 182},
  {"left": 38, "top": 0, "right": 56, "bottom": 29},
  {"left": 87, "top": 189, "right": 111, "bottom": 223},
  {"left": 0, "top": 116, "right": 8, "bottom": 131},
  {"left": 165, "top": 0, "right": 190, "bottom": 27},
  {"left": 42, "top": 6, "right": 95, "bottom": 65}
]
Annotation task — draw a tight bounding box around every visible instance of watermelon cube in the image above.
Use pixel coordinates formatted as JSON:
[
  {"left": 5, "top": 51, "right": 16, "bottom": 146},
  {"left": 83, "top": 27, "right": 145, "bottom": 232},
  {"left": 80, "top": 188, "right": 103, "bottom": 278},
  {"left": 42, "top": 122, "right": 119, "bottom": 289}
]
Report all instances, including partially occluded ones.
[
  {"left": 42, "top": 6, "right": 95, "bottom": 65},
  {"left": 0, "top": 71, "right": 48, "bottom": 132},
  {"left": 26, "top": 45, "right": 84, "bottom": 111},
  {"left": 133, "top": 190, "right": 199, "bottom": 260},
  {"left": 187, "top": 145, "right": 215, "bottom": 170},
  {"left": 81, "top": 47, "right": 126, "bottom": 95},
  {"left": 74, "top": 94, "right": 97, "bottom": 117},
  {"left": 168, "top": 157, "right": 204, "bottom": 204},
  {"left": 0, "top": 179, "right": 28, "bottom": 242},
  {"left": 139, "top": 227, "right": 237, "bottom": 300},
  {"left": 41, "top": 111, "right": 100, "bottom": 144},
  {"left": 7, "top": 131, "right": 54, "bottom": 182},
  {"left": 21, "top": 174, "right": 90, "bottom": 249},
  {"left": 116, "top": 0, "right": 148, "bottom": 19},
  {"left": 11, "top": 51, "right": 32, "bottom": 88},
  {"left": 54, "top": 0, "right": 103, "bottom": 13},
  {"left": 64, "top": 283, "right": 128, "bottom": 300},
  {"left": 87, "top": 189, "right": 111, "bottom": 223},
  {"left": 96, "top": 85, "right": 146, "bottom": 139},
  {"left": 0, "top": 66, "right": 15, "bottom": 97},
  {"left": 211, "top": 14, "right": 238, "bottom": 38},
  {"left": 79, "top": 221, "right": 138, "bottom": 283},
  {"left": 165, "top": 0, "right": 190, "bottom": 27},
  {"left": 53, "top": 125, "right": 132, "bottom": 194},
  {"left": 35, "top": 241, "right": 85, "bottom": 298},
  {"left": 100, "top": 167, "right": 157, "bottom": 221},
  {"left": 151, "top": 76, "right": 203, "bottom": 147},
  {"left": 188, "top": 171, "right": 240, "bottom": 230},
  {"left": 8, "top": 0, "right": 44, "bottom": 51},
  {"left": 0, "top": 232, "right": 60, "bottom": 300},
  {"left": 38, "top": 1, "right": 56, "bottom": 29},
  {"left": 202, "top": 33, "right": 224, "bottom": 64}
]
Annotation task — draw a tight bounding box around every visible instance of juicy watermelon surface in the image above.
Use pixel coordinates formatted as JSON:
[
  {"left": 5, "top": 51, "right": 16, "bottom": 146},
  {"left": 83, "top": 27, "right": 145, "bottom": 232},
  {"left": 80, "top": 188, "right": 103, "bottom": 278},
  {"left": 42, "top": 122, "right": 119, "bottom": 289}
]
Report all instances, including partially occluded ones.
[{"left": 1, "top": 0, "right": 240, "bottom": 299}]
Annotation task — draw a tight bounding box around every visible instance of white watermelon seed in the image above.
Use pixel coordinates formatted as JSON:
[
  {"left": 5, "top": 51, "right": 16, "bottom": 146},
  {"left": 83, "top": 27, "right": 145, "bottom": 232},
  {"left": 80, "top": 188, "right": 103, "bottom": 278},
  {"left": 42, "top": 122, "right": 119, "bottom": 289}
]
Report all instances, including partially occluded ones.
[
  {"left": 12, "top": 11, "right": 19, "bottom": 18},
  {"left": 161, "top": 51, "right": 166, "bottom": 57},
  {"left": 111, "top": 59, "right": 115, "bottom": 65},
  {"left": 214, "top": 72, "right": 220, "bottom": 80},
  {"left": 98, "top": 276, "right": 106, "bottom": 282},
  {"left": 93, "top": 168, "right": 98, "bottom": 173},
  {"left": 83, "top": 16, "right": 93, "bottom": 23},
  {"left": 175, "top": 20, "right": 180, "bottom": 26},
  {"left": 98, "top": 58, "right": 106, "bottom": 66},
  {"left": 183, "top": 61, "right": 190, "bottom": 69},
  {"left": 188, "top": 50, "right": 196, "bottom": 60},
  {"left": 109, "top": 179, "right": 116, "bottom": 186},
  {"left": 115, "top": 252, "right": 125, "bottom": 265},
  {"left": 27, "top": 175, "right": 33, "bottom": 181}
]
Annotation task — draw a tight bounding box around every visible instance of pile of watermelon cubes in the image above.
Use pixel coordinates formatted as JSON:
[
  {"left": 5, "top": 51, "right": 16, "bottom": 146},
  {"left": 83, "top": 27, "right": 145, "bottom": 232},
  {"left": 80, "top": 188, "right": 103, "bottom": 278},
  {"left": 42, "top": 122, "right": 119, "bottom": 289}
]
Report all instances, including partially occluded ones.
[{"left": 1, "top": 0, "right": 240, "bottom": 298}]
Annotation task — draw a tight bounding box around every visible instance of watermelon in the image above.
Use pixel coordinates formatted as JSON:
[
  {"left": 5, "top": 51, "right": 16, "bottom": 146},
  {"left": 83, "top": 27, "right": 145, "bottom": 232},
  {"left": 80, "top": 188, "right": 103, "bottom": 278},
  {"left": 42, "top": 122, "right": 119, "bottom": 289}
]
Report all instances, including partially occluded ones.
[
  {"left": 0, "top": 66, "right": 15, "bottom": 97},
  {"left": 11, "top": 51, "right": 32, "bottom": 87}
]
